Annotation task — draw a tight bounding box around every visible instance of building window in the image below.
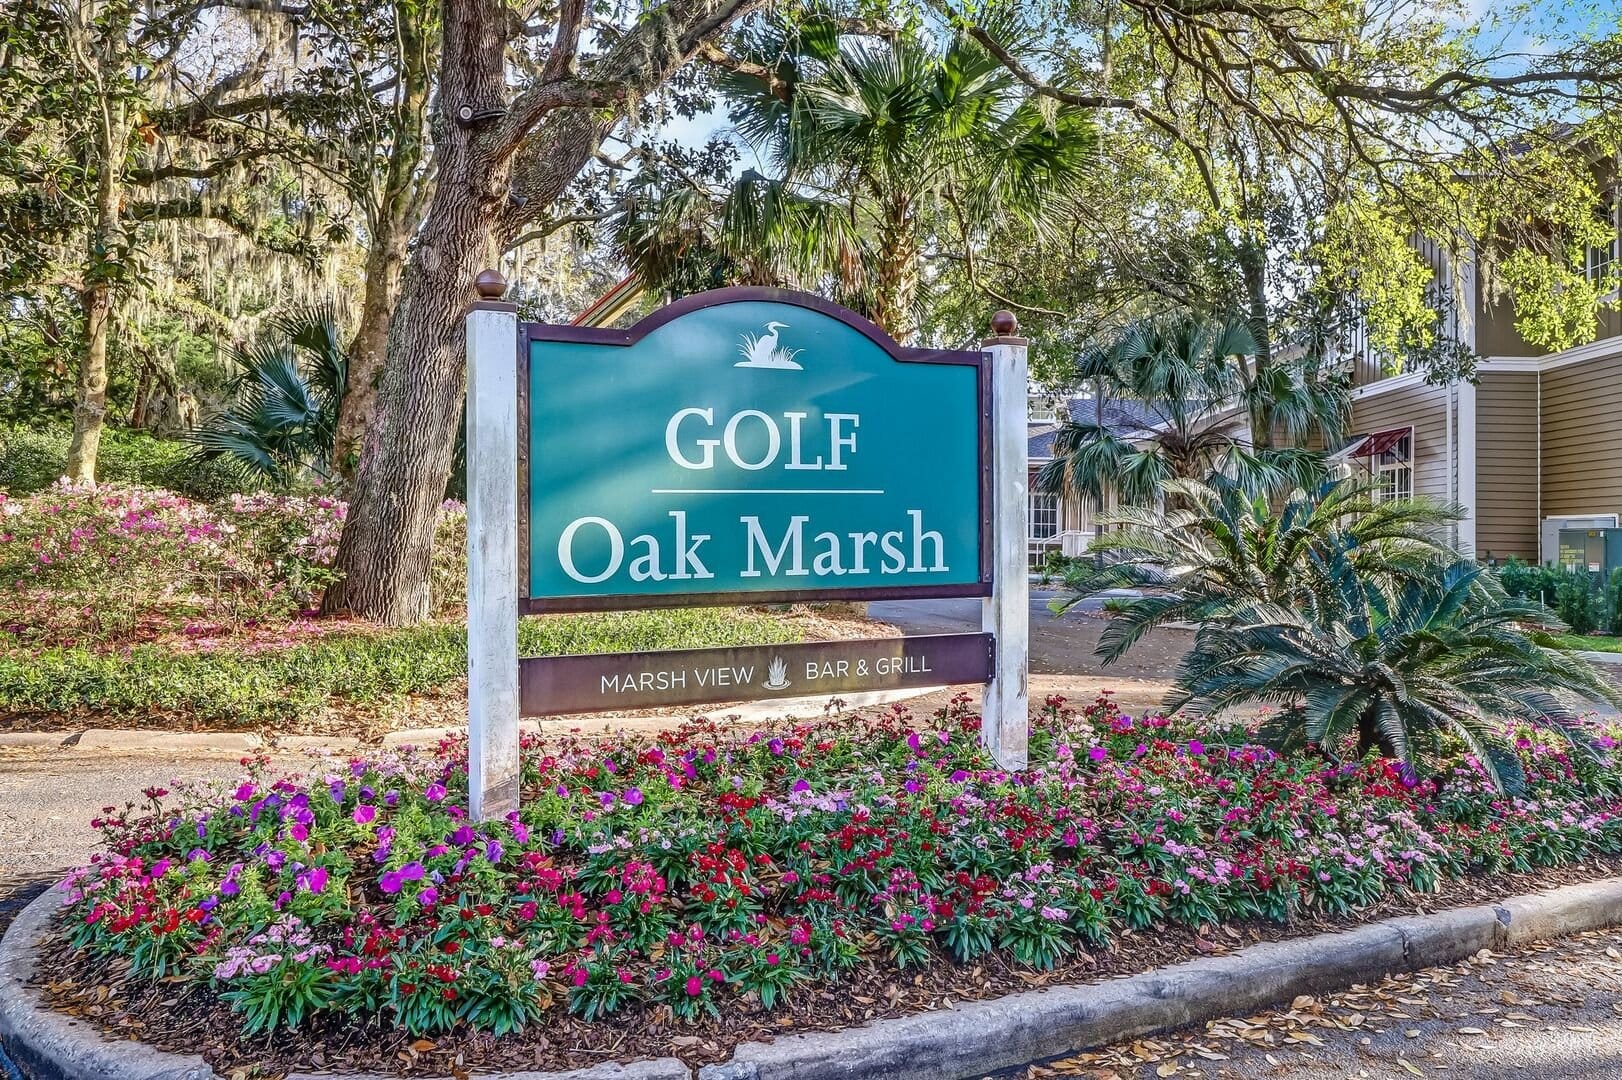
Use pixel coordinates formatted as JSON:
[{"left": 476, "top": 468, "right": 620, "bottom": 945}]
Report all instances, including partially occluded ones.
[
  {"left": 1372, "top": 431, "right": 1414, "bottom": 502},
  {"left": 1028, "top": 493, "right": 1060, "bottom": 538},
  {"left": 1585, "top": 190, "right": 1619, "bottom": 287},
  {"left": 1028, "top": 396, "right": 1060, "bottom": 424}
]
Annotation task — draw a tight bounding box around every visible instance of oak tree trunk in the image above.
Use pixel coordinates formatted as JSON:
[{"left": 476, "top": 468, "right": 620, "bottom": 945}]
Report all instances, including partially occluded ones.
[
  {"left": 325, "top": 0, "right": 764, "bottom": 623},
  {"left": 331, "top": 22, "right": 433, "bottom": 480},
  {"left": 66, "top": 109, "right": 127, "bottom": 484},
  {"left": 323, "top": 1, "right": 511, "bottom": 623},
  {"left": 334, "top": 220, "right": 412, "bottom": 477}
]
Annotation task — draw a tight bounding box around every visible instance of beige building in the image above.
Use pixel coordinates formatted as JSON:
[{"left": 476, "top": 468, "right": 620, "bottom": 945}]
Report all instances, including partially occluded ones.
[{"left": 1337, "top": 211, "right": 1622, "bottom": 565}]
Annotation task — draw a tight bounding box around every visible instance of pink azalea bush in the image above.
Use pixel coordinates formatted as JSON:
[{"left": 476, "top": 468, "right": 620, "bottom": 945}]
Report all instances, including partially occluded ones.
[
  {"left": 0, "top": 482, "right": 347, "bottom": 646},
  {"left": 61, "top": 695, "right": 1622, "bottom": 1037}
]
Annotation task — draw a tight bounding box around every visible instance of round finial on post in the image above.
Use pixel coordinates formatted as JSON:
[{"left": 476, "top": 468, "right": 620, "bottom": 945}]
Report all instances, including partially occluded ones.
[
  {"left": 990, "top": 310, "right": 1019, "bottom": 337},
  {"left": 474, "top": 268, "right": 508, "bottom": 300}
]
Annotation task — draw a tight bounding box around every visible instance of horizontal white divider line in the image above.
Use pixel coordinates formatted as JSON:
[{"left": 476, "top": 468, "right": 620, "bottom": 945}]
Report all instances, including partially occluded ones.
[{"left": 650, "top": 488, "right": 886, "bottom": 495}]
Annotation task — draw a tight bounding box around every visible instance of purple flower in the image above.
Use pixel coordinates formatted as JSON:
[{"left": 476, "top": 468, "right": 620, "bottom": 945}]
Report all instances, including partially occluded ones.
[
  {"left": 328, "top": 781, "right": 346, "bottom": 804},
  {"left": 624, "top": 787, "right": 644, "bottom": 806},
  {"left": 352, "top": 805, "right": 375, "bottom": 825},
  {"left": 299, "top": 866, "right": 329, "bottom": 893},
  {"left": 511, "top": 820, "right": 530, "bottom": 844},
  {"left": 379, "top": 860, "right": 424, "bottom": 895},
  {"left": 1187, "top": 739, "right": 1206, "bottom": 757},
  {"left": 424, "top": 782, "right": 447, "bottom": 803},
  {"left": 768, "top": 738, "right": 785, "bottom": 756},
  {"left": 484, "top": 840, "right": 504, "bottom": 863},
  {"left": 417, "top": 886, "right": 438, "bottom": 906},
  {"left": 1089, "top": 747, "right": 1108, "bottom": 762},
  {"left": 791, "top": 778, "right": 811, "bottom": 793},
  {"left": 233, "top": 783, "right": 255, "bottom": 801},
  {"left": 220, "top": 879, "right": 240, "bottom": 897},
  {"left": 949, "top": 769, "right": 969, "bottom": 783},
  {"left": 451, "top": 825, "right": 474, "bottom": 846},
  {"left": 599, "top": 791, "right": 616, "bottom": 808}
]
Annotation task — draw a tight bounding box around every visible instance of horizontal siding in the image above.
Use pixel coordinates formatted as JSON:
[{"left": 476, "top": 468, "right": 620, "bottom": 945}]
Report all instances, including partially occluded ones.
[
  {"left": 1542, "top": 350, "right": 1622, "bottom": 517},
  {"left": 1351, "top": 383, "right": 1451, "bottom": 502},
  {"left": 1474, "top": 373, "right": 1539, "bottom": 560}
]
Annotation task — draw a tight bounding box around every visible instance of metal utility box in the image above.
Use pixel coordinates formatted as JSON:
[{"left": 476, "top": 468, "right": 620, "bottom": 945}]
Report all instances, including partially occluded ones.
[
  {"left": 1541, "top": 514, "right": 1621, "bottom": 568},
  {"left": 1555, "top": 527, "right": 1622, "bottom": 576}
]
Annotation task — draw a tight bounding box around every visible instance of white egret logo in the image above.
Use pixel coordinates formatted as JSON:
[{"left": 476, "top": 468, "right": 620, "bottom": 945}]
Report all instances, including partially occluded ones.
[
  {"left": 762, "top": 656, "right": 791, "bottom": 691},
  {"left": 735, "top": 321, "right": 802, "bottom": 370}
]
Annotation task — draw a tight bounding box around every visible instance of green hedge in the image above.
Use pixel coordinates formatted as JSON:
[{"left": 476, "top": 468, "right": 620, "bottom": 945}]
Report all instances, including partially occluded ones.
[
  {"left": 0, "top": 609, "right": 801, "bottom": 726},
  {"left": 0, "top": 424, "right": 247, "bottom": 499}
]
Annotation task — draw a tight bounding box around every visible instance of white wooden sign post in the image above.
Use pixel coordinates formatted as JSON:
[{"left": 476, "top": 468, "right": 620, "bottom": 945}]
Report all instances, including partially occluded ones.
[
  {"left": 466, "top": 270, "right": 521, "bottom": 821},
  {"left": 981, "top": 312, "right": 1030, "bottom": 771},
  {"left": 461, "top": 274, "right": 1030, "bottom": 819}
]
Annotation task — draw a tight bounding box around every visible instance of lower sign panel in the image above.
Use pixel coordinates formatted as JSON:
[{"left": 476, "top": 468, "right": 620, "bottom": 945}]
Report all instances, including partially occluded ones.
[{"left": 519, "top": 633, "right": 994, "bottom": 716}]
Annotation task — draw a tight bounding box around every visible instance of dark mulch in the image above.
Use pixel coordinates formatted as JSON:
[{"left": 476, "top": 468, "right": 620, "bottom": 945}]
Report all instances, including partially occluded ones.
[{"left": 24, "top": 858, "right": 1622, "bottom": 1079}]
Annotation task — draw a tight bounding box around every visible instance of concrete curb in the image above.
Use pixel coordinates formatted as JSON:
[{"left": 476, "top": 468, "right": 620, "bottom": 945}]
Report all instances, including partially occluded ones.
[{"left": 6, "top": 879, "right": 1622, "bottom": 1080}]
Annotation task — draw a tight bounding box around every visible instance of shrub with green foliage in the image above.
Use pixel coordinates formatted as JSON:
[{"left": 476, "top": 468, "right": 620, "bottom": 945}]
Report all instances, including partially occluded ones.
[
  {"left": 1496, "top": 558, "right": 1622, "bottom": 636},
  {"left": 0, "top": 425, "right": 246, "bottom": 500},
  {"left": 1070, "top": 479, "right": 1617, "bottom": 790},
  {"left": 0, "top": 482, "right": 345, "bottom": 645}
]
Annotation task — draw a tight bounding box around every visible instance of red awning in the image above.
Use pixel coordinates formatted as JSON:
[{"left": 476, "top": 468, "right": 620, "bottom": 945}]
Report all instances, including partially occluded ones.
[{"left": 1344, "top": 427, "right": 1410, "bottom": 457}]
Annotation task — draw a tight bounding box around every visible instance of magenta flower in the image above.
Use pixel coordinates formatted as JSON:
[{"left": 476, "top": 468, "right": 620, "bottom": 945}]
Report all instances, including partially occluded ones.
[
  {"left": 423, "top": 782, "right": 447, "bottom": 802},
  {"left": 352, "top": 805, "right": 375, "bottom": 825}
]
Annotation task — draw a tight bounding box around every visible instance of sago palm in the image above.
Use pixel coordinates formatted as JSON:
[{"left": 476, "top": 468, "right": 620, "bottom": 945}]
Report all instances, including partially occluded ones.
[
  {"left": 1167, "top": 559, "right": 1618, "bottom": 792},
  {"left": 1064, "top": 476, "right": 1466, "bottom": 663}
]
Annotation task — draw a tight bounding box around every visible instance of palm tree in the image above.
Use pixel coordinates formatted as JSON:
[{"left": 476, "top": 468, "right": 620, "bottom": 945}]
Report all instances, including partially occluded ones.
[
  {"left": 189, "top": 305, "right": 347, "bottom": 486},
  {"left": 616, "top": 23, "right": 1095, "bottom": 341},
  {"left": 1067, "top": 476, "right": 1467, "bottom": 661},
  {"left": 1169, "top": 559, "right": 1618, "bottom": 792},
  {"left": 1035, "top": 313, "right": 1347, "bottom": 507}
]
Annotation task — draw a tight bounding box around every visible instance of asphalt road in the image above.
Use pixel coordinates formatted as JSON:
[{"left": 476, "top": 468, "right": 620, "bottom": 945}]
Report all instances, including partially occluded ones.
[{"left": 868, "top": 589, "right": 1167, "bottom": 679}]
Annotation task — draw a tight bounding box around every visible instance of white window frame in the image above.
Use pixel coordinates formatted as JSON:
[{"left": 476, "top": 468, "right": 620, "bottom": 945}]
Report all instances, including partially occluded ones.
[
  {"left": 1585, "top": 189, "right": 1619, "bottom": 288},
  {"left": 1371, "top": 430, "right": 1414, "bottom": 503},
  {"left": 1028, "top": 396, "right": 1061, "bottom": 424},
  {"left": 1028, "top": 492, "right": 1060, "bottom": 539}
]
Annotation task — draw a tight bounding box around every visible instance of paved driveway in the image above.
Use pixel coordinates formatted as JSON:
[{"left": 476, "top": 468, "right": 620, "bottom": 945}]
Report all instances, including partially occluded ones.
[{"left": 869, "top": 589, "right": 1188, "bottom": 681}]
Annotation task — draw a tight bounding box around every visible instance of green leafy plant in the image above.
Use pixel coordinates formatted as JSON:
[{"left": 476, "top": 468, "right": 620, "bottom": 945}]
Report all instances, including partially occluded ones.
[
  {"left": 1062, "top": 476, "right": 1464, "bottom": 663},
  {"left": 1036, "top": 315, "right": 1347, "bottom": 509},
  {"left": 191, "top": 305, "right": 347, "bottom": 486},
  {"left": 1171, "top": 559, "right": 1617, "bottom": 791}
]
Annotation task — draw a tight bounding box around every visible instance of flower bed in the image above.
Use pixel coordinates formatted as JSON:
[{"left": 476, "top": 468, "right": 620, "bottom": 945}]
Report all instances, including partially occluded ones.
[{"left": 49, "top": 695, "right": 1622, "bottom": 1072}]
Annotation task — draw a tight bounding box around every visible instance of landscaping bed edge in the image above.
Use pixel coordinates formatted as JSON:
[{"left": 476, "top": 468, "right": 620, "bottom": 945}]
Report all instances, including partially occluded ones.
[{"left": 5, "top": 877, "right": 1622, "bottom": 1080}]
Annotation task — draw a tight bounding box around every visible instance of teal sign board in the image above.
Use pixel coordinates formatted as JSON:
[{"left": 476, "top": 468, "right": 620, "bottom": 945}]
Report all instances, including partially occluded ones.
[{"left": 521, "top": 288, "right": 989, "bottom": 612}]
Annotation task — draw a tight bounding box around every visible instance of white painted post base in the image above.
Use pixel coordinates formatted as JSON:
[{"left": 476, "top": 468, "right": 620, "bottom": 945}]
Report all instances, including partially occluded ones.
[
  {"left": 982, "top": 320, "right": 1030, "bottom": 771},
  {"left": 466, "top": 273, "right": 521, "bottom": 821}
]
